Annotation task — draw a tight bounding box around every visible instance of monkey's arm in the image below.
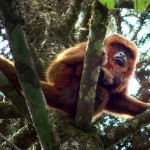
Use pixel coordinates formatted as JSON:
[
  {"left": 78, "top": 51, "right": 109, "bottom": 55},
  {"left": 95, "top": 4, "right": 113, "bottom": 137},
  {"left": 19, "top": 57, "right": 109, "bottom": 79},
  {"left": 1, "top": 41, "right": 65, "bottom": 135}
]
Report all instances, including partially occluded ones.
[{"left": 105, "top": 93, "right": 150, "bottom": 116}]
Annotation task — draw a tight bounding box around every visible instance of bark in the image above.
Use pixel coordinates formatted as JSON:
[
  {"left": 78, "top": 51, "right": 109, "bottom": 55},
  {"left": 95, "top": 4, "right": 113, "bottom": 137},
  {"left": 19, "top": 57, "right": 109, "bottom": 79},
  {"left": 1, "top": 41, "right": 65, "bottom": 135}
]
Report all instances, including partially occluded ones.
[
  {"left": 102, "top": 108, "right": 150, "bottom": 149},
  {"left": 75, "top": 0, "right": 108, "bottom": 130}
]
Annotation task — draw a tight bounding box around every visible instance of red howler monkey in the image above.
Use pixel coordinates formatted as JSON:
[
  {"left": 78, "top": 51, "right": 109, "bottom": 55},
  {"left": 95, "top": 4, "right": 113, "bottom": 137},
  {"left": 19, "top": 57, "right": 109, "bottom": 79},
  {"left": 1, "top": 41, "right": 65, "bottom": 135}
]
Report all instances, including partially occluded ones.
[{"left": 0, "top": 33, "right": 149, "bottom": 119}]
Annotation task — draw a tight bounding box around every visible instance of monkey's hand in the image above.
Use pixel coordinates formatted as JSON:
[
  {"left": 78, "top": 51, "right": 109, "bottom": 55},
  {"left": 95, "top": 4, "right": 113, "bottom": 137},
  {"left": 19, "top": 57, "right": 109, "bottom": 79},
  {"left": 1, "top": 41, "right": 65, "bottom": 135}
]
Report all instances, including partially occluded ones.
[{"left": 98, "top": 67, "right": 114, "bottom": 86}]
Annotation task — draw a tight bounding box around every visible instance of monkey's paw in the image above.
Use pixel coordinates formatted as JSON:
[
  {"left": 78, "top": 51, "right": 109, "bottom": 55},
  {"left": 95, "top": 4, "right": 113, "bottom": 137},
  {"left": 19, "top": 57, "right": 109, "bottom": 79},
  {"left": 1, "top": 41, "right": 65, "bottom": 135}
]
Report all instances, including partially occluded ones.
[{"left": 98, "top": 67, "right": 114, "bottom": 85}]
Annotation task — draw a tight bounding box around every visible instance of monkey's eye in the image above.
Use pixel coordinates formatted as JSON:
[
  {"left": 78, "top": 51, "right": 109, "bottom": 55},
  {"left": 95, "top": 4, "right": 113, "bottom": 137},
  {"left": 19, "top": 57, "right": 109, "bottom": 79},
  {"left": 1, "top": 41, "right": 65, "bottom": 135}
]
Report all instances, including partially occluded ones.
[
  {"left": 124, "top": 49, "right": 133, "bottom": 58},
  {"left": 112, "top": 43, "right": 134, "bottom": 59}
]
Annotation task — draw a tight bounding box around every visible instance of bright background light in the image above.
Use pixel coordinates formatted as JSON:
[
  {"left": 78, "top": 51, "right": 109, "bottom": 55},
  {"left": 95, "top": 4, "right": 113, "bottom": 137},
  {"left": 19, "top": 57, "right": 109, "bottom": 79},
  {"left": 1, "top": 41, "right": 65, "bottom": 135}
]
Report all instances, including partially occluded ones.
[{"left": 128, "top": 77, "right": 140, "bottom": 95}]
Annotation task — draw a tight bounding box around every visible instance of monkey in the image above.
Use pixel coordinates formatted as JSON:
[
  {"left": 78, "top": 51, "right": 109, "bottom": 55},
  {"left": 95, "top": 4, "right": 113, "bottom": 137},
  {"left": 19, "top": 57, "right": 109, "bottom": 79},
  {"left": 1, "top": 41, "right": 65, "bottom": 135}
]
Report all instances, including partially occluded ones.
[{"left": 0, "top": 33, "right": 149, "bottom": 119}]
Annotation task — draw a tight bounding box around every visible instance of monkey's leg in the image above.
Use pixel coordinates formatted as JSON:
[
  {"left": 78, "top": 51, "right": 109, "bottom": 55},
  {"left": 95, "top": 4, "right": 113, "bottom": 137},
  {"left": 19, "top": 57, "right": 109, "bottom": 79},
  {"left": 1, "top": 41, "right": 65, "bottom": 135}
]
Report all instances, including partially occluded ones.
[
  {"left": 0, "top": 57, "right": 77, "bottom": 117},
  {"left": 0, "top": 56, "right": 21, "bottom": 91},
  {"left": 41, "top": 81, "right": 78, "bottom": 117},
  {"left": 105, "top": 93, "right": 150, "bottom": 116}
]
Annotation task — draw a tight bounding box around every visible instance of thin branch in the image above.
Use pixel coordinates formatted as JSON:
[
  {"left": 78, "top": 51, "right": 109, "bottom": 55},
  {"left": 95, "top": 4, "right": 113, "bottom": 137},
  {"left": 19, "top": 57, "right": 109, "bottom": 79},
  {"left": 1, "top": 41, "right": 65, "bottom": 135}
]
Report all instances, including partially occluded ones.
[
  {"left": 2, "top": 124, "right": 38, "bottom": 149},
  {"left": 65, "top": 0, "right": 83, "bottom": 26},
  {"left": 0, "top": 132, "right": 21, "bottom": 150},
  {"left": 56, "top": 0, "right": 83, "bottom": 38},
  {"left": 77, "top": 1, "right": 91, "bottom": 42},
  {"left": 102, "top": 108, "right": 150, "bottom": 149}
]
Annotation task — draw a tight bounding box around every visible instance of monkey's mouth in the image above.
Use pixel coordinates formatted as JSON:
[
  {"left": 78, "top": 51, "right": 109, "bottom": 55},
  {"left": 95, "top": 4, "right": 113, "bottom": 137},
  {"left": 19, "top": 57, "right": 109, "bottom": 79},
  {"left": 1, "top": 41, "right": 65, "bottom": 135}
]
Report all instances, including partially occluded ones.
[{"left": 113, "top": 57, "right": 126, "bottom": 67}]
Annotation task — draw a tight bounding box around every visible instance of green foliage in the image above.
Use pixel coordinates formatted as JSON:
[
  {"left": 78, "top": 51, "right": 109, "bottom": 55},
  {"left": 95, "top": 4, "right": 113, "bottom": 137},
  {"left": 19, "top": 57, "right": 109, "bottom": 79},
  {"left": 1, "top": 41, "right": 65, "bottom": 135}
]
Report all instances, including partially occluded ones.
[
  {"left": 98, "top": 0, "right": 115, "bottom": 10},
  {"left": 98, "top": 0, "right": 150, "bottom": 12},
  {"left": 134, "top": 0, "right": 150, "bottom": 12}
]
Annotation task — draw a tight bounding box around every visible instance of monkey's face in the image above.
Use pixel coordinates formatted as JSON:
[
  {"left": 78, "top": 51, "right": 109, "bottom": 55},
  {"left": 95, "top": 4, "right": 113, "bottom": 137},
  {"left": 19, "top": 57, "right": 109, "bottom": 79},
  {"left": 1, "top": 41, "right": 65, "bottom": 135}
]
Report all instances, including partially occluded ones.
[
  {"left": 105, "top": 43, "right": 134, "bottom": 74},
  {"left": 104, "top": 33, "right": 139, "bottom": 78},
  {"left": 112, "top": 43, "right": 134, "bottom": 68},
  {"left": 99, "top": 43, "right": 135, "bottom": 92},
  {"left": 112, "top": 44, "right": 133, "bottom": 67},
  {"left": 103, "top": 42, "right": 137, "bottom": 91}
]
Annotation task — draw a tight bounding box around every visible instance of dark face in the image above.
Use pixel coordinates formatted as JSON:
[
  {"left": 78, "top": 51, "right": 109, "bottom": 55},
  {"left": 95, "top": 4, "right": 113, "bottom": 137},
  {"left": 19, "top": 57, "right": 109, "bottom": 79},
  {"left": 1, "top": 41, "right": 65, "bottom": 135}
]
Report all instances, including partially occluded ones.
[{"left": 112, "top": 43, "right": 133, "bottom": 67}]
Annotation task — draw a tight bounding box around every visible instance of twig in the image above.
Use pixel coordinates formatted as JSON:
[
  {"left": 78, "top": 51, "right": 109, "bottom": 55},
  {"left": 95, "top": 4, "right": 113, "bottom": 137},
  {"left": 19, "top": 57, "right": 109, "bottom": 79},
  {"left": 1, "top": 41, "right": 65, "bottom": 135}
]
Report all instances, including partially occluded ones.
[{"left": 0, "top": 132, "right": 21, "bottom": 150}]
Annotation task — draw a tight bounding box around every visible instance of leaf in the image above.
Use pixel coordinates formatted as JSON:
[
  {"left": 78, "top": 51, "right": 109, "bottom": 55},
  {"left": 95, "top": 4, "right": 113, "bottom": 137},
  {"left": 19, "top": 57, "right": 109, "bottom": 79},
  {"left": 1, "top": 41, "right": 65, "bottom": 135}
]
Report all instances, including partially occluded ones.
[
  {"left": 134, "top": 0, "right": 150, "bottom": 12},
  {"left": 98, "top": 0, "right": 115, "bottom": 10}
]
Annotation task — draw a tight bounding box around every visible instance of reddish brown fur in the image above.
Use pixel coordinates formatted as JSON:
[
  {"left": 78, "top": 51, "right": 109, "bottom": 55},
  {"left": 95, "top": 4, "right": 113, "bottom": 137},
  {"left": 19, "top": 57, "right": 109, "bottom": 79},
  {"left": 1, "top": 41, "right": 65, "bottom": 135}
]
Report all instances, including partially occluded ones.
[
  {"left": 0, "top": 56, "right": 21, "bottom": 91},
  {"left": 0, "top": 33, "right": 149, "bottom": 119}
]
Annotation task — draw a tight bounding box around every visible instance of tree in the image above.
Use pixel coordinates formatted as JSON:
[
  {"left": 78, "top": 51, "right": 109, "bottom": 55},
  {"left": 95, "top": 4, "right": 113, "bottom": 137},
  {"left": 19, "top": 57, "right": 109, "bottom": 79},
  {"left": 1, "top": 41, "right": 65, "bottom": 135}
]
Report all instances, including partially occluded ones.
[{"left": 0, "top": 0, "right": 150, "bottom": 149}]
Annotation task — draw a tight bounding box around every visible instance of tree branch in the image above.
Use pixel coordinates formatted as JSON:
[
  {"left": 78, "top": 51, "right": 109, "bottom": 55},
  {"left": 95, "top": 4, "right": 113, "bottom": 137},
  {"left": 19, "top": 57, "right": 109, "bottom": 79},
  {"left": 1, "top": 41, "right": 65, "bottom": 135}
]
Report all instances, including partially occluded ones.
[
  {"left": 0, "top": 132, "right": 20, "bottom": 150},
  {"left": 102, "top": 108, "right": 150, "bottom": 149},
  {"left": 0, "top": 0, "right": 59, "bottom": 149},
  {"left": 55, "top": 0, "right": 83, "bottom": 42},
  {"left": 75, "top": 0, "right": 108, "bottom": 130},
  {"left": 77, "top": 1, "right": 91, "bottom": 42},
  {"left": 2, "top": 124, "right": 37, "bottom": 149}
]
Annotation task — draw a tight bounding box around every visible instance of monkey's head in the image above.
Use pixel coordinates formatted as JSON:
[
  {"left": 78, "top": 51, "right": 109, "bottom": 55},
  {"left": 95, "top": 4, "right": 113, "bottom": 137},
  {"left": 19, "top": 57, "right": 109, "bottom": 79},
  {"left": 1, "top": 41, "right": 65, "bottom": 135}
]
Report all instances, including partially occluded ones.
[{"left": 104, "top": 33, "right": 139, "bottom": 79}]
